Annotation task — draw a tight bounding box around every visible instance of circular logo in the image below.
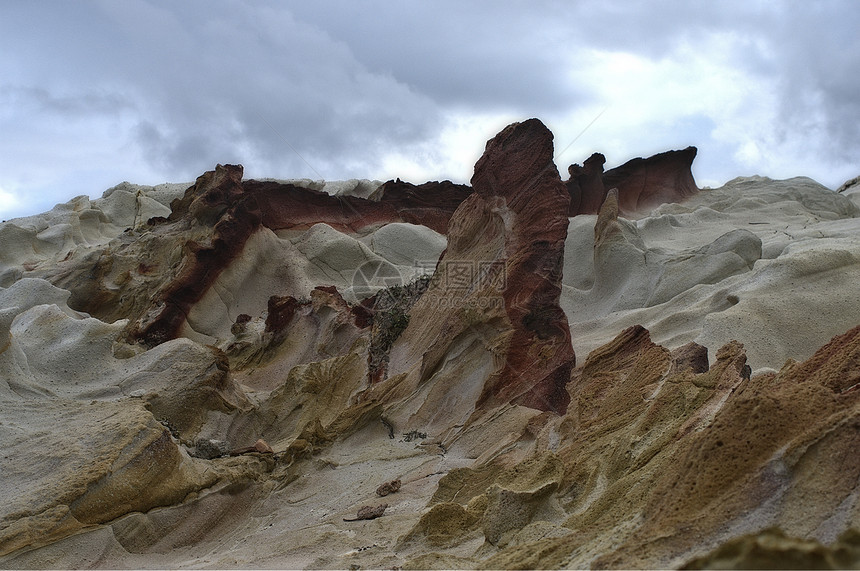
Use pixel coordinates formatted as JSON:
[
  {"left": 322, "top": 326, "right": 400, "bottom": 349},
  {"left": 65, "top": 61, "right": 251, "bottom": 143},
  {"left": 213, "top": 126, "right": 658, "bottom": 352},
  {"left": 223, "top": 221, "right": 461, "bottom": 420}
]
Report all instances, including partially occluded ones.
[{"left": 351, "top": 260, "right": 404, "bottom": 299}]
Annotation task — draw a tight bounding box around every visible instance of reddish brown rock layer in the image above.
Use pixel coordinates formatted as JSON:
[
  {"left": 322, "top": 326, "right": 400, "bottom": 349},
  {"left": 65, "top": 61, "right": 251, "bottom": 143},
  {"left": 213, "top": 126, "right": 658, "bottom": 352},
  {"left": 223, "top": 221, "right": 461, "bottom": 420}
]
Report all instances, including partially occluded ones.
[
  {"left": 604, "top": 146, "right": 699, "bottom": 213},
  {"left": 129, "top": 165, "right": 468, "bottom": 346},
  {"left": 468, "top": 118, "right": 576, "bottom": 413},
  {"left": 566, "top": 152, "right": 606, "bottom": 215},
  {"left": 132, "top": 165, "right": 262, "bottom": 346},
  {"left": 245, "top": 179, "right": 468, "bottom": 235},
  {"left": 167, "top": 168, "right": 470, "bottom": 235},
  {"left": 369, "top": 179, "right": 473, "bottom": 234},
  {"left": 566, "top": 146, "right": 699, "bottom": 215},
  {"left": 374, "top": 119, "right": 576, "bottom": 418},
  {"left": 264, "top": 295, "right": 303, "bottom": 336}
]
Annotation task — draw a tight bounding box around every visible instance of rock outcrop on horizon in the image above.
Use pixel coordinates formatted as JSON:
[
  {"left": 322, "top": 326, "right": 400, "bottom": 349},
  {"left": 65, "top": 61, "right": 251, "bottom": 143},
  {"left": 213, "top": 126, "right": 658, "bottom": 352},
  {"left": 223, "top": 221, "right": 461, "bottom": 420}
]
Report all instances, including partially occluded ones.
[
  {"left": 566, "top": 146, "right": 699, "bottom": 216},
  {"left": 2, "top": 118, "right": 860, "bottom": 569},
  {"left": 128, "top": 165, "right": 468, "bottom": 347}
]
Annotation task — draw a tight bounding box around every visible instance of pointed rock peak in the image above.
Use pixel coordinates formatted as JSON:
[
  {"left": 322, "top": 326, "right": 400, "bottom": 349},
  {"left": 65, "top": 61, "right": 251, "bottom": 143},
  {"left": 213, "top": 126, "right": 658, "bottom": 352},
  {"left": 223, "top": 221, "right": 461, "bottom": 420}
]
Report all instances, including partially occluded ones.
[
  {"left": 594, "top": 188, "right": 620, "bottom": 244},
  {"left": 169, "top": 163, "right": 246, "bottom": 225},
  {"left": 471, "top": 118, "right": 559, "bottom": 203},
  {"left": 582, "top": 324, "right": 656, "bottom": 371},
  {"left": 471, "top": 119, "right": 575, "bottom": 413},
  {"left": 566, "top": 152, "right": 607, "bottom": 216},
  {"left": 584, "top": 152, "right": 607, "bottom": 170},
  {"left": 389, "top": 118, "right": 576, "bottom": 415}
]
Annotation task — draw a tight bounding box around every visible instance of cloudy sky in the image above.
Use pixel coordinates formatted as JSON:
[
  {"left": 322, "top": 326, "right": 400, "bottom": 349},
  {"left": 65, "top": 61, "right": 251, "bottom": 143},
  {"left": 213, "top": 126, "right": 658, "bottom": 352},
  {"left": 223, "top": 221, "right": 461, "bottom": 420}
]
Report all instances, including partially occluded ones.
[{"left": 1, "top": 1, "right": 858, "bottom": 220}]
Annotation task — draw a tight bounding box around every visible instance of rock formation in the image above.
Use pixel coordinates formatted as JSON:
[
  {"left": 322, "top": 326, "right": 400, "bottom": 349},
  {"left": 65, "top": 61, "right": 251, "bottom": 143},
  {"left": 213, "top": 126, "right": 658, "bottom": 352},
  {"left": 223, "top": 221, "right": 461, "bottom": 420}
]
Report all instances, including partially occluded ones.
[
  {"left": 566, "top": 151, "right": 606, "bottom": 215},
  {"left": 566, "top": 146, "right": 699, "bottom": 216},
  {"left": 368, "top": 179, "right": 473, "bottom": 233},
  {"left": 603, "top": 146, "right": 700, "bottom": 213},
  {"left": 680, "top": 528, "right": 860, "bottom": 569},
  {"left": 128, "top": 165, "right": 468, "bottom": 346},
  {"left": 839, "top": 174, "right": 860, "bottom": 209},
  {"left": 2, "top": 118, "right": 860, "bottom": 569},
  {"left": 343, "top": 504, "right": 389, "bottom": 522},
  {"left": 467, "top": 118, "right": 576, "bottom": 412},
  {"left": 376, "top": 118, "right": 575, "bottom": 426},
  {"left": 376, "top": 479, "right": 402, "bottom": 497}
]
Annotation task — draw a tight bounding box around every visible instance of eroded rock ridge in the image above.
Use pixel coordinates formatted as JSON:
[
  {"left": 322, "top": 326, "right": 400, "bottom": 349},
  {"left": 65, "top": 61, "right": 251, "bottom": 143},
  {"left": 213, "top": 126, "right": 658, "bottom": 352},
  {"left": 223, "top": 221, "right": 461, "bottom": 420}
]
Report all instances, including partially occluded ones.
[{"left": 1, "top": 118, "right": 860, "bottom": 569}]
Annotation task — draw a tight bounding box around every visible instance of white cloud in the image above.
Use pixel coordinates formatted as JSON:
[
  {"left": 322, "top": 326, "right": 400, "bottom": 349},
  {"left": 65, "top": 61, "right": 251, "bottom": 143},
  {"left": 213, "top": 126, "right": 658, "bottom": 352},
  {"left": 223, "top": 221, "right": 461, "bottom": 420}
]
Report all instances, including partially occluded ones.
[
  {"left": 0, "top": 184, "right": 20, "bottom": 216},
  {"left": 568, "top": 37, "right": 758, "bottom": 134},
  {"left": 535, "top": 25, "right": 860, "bottom": 189}
]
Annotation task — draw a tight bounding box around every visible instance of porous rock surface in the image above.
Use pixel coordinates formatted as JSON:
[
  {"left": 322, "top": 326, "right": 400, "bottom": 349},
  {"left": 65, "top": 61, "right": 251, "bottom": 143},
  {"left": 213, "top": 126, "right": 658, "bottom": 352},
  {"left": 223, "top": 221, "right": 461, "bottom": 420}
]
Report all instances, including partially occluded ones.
[{"left": 1, "top": 118, "right": 860, "bottom": 569}]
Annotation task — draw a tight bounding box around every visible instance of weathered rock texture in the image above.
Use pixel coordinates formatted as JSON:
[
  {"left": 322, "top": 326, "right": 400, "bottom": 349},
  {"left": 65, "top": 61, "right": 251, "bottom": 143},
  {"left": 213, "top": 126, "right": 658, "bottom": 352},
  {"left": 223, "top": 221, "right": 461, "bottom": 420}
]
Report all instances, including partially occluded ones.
[
  {"left": 1, "top": 118, "right": 860, "bottom": 569},
  {"left": 377, "top": 118, "right": 575, "bottom": 425},
  {"left": 129, "top": 165, "right": 467, "bottom": 346},
  {"left": 681, "top": 527, "right": 860, "bottom": 570},
  {"left": 467, "top": 118, "right": 576, "bottom": 412}
]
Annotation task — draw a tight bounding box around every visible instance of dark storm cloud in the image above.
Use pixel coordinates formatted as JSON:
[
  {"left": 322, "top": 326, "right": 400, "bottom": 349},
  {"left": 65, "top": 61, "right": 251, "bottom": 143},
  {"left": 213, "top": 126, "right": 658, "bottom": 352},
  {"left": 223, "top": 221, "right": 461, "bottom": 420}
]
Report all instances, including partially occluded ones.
[
  {"left": 287, "top": 2, "right": 589, "bottom": 112},
  {"left": 1, "top": 0, "right": 445, "bottom": 187},
  {"left": 766, "top": 5, "right": 860, "bottom": 165},
  {"left": 285, "top": 0, "right": 860, "bottom": 186},
  {"left": 0, "top": 86, "right": 134, "bottom": 117},
  {"left": 94, "top": 1, "right": 446, "bottom": 180}
]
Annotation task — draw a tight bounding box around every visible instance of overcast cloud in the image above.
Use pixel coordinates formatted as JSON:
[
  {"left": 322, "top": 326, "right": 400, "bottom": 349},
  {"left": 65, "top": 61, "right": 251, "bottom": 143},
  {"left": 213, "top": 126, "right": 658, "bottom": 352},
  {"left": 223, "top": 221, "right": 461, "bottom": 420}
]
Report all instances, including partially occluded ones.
[{"left": 1, "top": 0, "right": 858, "bottom": 220}]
